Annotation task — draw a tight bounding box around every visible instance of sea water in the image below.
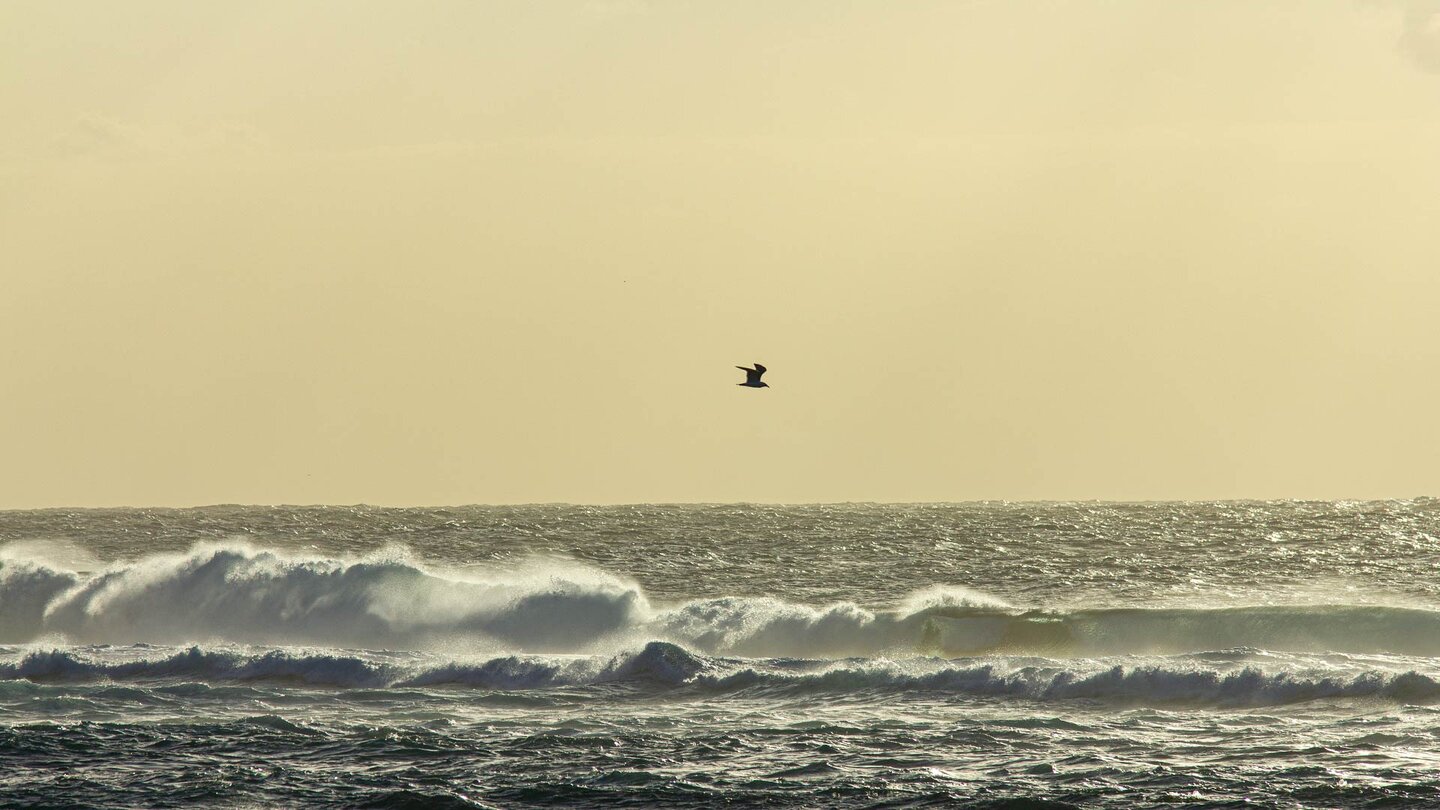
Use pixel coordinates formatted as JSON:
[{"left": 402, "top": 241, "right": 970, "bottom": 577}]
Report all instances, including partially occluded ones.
[{"left": 3, "top": 501, "right": 1440, "bottom": 808}]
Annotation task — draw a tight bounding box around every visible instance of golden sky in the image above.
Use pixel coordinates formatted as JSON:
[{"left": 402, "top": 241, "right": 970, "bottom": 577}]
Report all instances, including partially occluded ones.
[{"left": 4, "top": 1, "right": 1440, "bottom": 506}]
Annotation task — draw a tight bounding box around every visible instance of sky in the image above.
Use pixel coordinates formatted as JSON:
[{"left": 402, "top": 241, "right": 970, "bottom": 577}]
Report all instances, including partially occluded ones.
[{"left": 3, "top": 1, "right": 1440, "bottom": 507}]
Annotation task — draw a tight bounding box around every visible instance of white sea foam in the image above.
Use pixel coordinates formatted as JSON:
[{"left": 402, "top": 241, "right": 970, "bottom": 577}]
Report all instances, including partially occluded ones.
[
  {"left": 6, "top": 542, "right": 1440, "bottom": 659},
  {"left": 5, "top": 641, "right": 1440, "bottom": 708},
  {"left": 7, "top": 542, "right": 647, "bottom": 652}
]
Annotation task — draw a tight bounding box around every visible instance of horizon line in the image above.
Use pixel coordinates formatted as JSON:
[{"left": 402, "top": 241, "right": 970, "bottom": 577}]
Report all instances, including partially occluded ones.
[{"left": 2, "top": 496, "right": 1435, "bottom": 512}]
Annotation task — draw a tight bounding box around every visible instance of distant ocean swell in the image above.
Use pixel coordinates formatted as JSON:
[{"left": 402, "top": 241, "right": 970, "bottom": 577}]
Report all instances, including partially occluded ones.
[{"left": 5, "top": 541, "right": 1440, "bottom": 658}]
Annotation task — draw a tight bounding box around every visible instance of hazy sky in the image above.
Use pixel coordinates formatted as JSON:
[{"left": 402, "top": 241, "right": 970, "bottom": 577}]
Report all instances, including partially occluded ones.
[{"left": 4, "top": 1, "right": 1440, "bottom": 506}]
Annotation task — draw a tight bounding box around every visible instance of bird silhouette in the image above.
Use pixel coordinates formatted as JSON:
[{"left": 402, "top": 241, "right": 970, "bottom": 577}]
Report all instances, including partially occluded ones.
[{"left": 736, "top": 363, "right": 769, "bottom": 388}]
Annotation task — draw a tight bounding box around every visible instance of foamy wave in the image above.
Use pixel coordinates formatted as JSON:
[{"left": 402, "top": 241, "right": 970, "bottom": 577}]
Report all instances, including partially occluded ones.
[
  {"left": 0, "top": 642, "right": 709, "bottom": 690},
  {"left": 6, "top": 542, "right": 1440, "bottom": 658},
  {"left": 3, "top": 542, "right": 648, "bottom": 652},
  {"left": 700, "top": 660, "right": 1440, "bottom": 707},
  {"left": 917, "top": 604, "right": 1440, "bottom": 658},
  {"left": 5, "top": 642, "right": 1440, "bottom": 708}
]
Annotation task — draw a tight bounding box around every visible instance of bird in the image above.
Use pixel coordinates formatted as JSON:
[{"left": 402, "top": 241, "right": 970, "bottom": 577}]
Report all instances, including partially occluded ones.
[{"left": 736, "top": 363, "right": 769, "bottom": 388}]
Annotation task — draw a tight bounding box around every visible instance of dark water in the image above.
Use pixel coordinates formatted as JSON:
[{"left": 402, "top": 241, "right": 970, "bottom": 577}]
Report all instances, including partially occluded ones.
[{"left": 4, "top": 501, "right": 1440, "bottom": 808}]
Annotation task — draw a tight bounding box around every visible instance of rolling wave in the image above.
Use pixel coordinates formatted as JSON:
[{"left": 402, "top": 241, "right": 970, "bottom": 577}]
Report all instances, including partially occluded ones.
[
  {"left": 6, "top": 641, "right": 1440, "bottom": 708},
  {"left": 4, "top": 542, "right": 1440, "bottom": 658},
  {"left": 0, "top": 642, "right": 702, "bottom": 690}
]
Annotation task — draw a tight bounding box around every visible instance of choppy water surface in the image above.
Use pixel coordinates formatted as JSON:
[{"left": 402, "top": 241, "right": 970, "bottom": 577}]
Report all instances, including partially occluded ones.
[{"left": 4, "top": 501, "right": 1440, "bottom": 808}]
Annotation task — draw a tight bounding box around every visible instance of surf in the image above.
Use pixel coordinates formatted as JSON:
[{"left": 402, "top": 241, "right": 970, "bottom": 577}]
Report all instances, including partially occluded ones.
[
  {"left": 7, "top": 641, "right": 1440, "bottom": 709},
  {"left": 6, "top": 541, "right": 1440, "bottom": 659}
]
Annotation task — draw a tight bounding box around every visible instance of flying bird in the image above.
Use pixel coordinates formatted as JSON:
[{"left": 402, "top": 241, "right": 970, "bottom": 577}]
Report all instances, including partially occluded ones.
[{"left": 736, "top": 363, "right": 769, "bottom": 388}]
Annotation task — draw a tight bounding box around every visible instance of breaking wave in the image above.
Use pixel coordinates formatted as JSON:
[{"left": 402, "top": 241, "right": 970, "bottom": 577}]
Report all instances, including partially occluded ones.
[
  {"left": 6, "top": 641, "right": 1440, "bottom": 708},
  {"left": 0, "top": 641, "right": 706, "bottom": 690},
  {"left": 5, "top": 542, "right": 1440, "bottom": 658}
]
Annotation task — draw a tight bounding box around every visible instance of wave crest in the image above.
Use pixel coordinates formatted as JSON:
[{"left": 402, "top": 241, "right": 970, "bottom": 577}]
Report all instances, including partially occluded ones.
[
  {"left": 5, "top": 542, "right": 1440, "bottom": 658},
  {"left": 6, "top": 642, "right": 1440, "bottom": 708}
]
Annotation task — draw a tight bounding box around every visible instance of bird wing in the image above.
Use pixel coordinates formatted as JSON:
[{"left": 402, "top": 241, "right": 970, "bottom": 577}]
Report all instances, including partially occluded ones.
[{"left": 735, "top": 364, "right": 767, "bottom": 383}]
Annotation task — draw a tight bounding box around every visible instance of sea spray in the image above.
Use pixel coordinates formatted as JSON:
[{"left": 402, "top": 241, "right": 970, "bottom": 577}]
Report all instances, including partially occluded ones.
[{"left": 6, "top": 542, "right": 1440, "bottom": 658}]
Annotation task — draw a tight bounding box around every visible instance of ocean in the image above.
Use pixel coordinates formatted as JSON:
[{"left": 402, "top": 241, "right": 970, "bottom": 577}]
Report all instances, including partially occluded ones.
[{"left": 3, "top": 501, "right": 1440, "bottom": 808}]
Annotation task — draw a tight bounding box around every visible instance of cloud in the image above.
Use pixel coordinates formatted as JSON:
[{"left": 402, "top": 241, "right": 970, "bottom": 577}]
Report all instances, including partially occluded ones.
[
  {"left": 1399, "top": 1, "right": 1440, "bottom": 72},
  {"left": 49, "top": 115, "right": 268, "bottom": 161},
  {"left": 584, "top": 0, "right": 653, "bottom": 18},
  {"left": 51, "top": 115, "right": 149, "bottom": 159}
]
